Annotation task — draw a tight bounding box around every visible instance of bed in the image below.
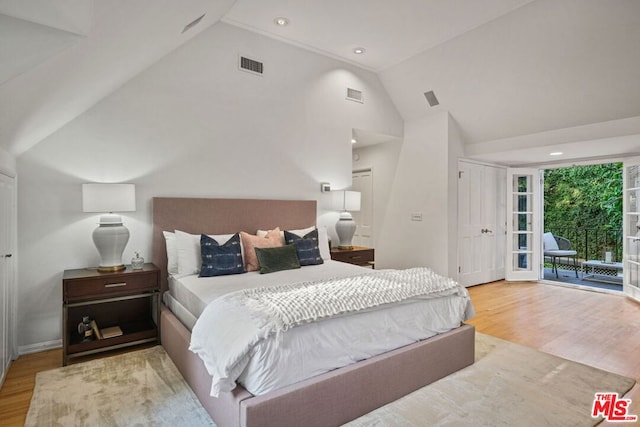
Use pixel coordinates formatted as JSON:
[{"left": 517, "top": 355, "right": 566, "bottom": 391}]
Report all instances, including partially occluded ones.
[{"left": 152, "top": 197, "right": 475, "bottom": 427}]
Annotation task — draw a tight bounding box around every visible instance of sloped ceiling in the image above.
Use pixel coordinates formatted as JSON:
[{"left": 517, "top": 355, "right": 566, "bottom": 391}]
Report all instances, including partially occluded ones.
[
  {"left": 379, "top": 0, "right": 640, "bottom": 147},
  {"left": 0, "top": 0, "right": 236, "bottom": 156},
  {"left": 1, "top": 0, "right": 639, "bottom": 163},
  {"left": 222, "top": 0, "right": 534, "bottom": 72}
]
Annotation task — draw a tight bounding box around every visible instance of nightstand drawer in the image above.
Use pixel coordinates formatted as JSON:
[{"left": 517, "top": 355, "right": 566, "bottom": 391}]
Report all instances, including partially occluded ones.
[
  {"left": 330, "top": 247, "right": 375, "bottom": 267},
  {"left": 64, "top": 269, "right": 158, "bottom": 302}
]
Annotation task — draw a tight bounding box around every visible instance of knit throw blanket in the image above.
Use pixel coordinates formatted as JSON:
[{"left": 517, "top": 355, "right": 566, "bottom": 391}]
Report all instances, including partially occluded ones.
[{"left": 225, "top": 267, "right": 462, "bottom": 334}]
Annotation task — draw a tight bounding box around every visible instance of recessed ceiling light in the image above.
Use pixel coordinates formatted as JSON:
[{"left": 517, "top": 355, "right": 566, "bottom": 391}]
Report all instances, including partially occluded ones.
[
  {"left": 274, "top": 17, "right": 289, "bottom": 26},
  {"left": 353, "top": 47, "right": 366, "bottom": 54},
  {"left": 550, "top": 152, "right": 563, "bottom": 156},
  {"left": 351, "top": 138, "right": 357, "bottom": 144}
]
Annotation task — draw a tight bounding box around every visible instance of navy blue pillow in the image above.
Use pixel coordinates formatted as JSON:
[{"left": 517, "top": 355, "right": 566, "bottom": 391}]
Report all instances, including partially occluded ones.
[
  {"left": 199, "top": 233, "right": 245, "bottom": 277},
  {"left": 284, "top": 228, "right": 324, "bottom": 266}
]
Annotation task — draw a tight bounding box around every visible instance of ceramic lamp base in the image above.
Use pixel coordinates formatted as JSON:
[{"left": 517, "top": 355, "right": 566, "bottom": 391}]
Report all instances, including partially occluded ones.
[
  {"left": 335, "top": 212, "right": 357, "bottom": 249},
  {"left": 92, "top": 214, "right": 130, "bottom": 272}
]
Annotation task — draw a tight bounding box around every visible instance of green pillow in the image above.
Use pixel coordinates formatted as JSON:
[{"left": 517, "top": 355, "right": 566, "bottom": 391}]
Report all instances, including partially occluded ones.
[{"left": 254, "top": 245, "right": 301, "bottom": 274}]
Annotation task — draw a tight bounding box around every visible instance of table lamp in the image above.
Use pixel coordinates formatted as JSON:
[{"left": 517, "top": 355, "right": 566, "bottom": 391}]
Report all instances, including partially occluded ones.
[
  {"left": 82, "top": 183, "right": 136, "bottom": 272},
  {"left": 333, "top": 190, "right": 361, "bottom": 249}
]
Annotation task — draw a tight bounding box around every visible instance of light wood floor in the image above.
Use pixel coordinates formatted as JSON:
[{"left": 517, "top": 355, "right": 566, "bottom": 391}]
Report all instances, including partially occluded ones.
[
  {"left": 1, "top": 281, "right": 639, "bottom": 426},
  {"left": 466, "top": 281, "right": 640, "bottom": 426}
]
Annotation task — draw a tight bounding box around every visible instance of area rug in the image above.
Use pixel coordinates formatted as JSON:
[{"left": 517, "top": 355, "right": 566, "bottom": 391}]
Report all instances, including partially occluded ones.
[
  {"left": 25, "top": 336, "right": 636, "bottom": 427},
  {"left": 25, "top": 346, "right": 214, "bottom": 427},
  {"left": 346, "top": 333, "right": 636, "bottom": 426}
]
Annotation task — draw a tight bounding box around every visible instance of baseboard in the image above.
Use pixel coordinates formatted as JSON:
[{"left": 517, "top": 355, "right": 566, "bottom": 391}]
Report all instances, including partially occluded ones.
[{"left": 19, "top": 339, "right": 62, "bottom": 356}]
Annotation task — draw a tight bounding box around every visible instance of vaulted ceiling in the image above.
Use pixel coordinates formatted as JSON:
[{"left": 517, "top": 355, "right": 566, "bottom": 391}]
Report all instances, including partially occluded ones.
[{"left": 1, "top": 0, "right": 639, "bottom": 164}]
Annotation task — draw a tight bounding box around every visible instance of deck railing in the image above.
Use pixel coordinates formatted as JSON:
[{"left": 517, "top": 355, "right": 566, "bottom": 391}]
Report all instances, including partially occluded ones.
[{"left": 545, "top": 227, "right": 623, "bottom": 265}]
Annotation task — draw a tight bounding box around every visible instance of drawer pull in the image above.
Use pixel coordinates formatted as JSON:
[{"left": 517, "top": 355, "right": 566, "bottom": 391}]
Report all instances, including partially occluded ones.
[
  {"left": 350, "top": 256, "right": 362, "bottom": 259},
  {"left": 104, "top": 282, "right": 127, "bottom": 288}
]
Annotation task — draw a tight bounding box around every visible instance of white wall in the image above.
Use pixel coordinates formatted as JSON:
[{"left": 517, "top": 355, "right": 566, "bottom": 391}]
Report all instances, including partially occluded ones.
[
  {"left": 374, "top": 111, "right": 453, "bottom": 275},
  {"left": 15, "top": 22, "right": 403, "bottom": 351},
  {"left": 0, "top": 146, "right": 15, "bottom": 177}
]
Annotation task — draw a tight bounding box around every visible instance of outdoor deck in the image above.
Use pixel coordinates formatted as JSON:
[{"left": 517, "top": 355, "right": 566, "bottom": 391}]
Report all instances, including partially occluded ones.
[{"left": 542, "top": 266, "right": 622, "bottom": 292}]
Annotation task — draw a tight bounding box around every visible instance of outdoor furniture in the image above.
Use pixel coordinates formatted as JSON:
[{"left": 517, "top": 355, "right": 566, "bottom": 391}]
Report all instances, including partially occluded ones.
[
  {"left": 581, "top": 260, "right": 624, "bottom": 284},
  {"left": 543, "top": 232, "right": 578, "bottom": 278}
]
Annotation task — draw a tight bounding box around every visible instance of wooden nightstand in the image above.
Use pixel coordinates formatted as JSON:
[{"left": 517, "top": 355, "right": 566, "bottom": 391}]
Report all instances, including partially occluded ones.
[
  {"left": 330, "top": 246, "right": 375, "bottom": 268},
  {"left": 62, "top": 263, "right": 160, "bottom": 365}
]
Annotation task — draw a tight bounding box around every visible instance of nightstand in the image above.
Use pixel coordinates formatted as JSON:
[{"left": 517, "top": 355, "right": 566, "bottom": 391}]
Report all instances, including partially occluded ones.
[
  {"left": 330, "top": 246, "right": 375, "bottom": 268},
  {"left": 62, "top": 263, "right": 160, "bottom": 365}
]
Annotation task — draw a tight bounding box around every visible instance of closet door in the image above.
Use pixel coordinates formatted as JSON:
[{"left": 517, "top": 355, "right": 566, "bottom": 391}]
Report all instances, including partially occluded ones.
[
  {"left": 0, "top": 173, "right": 15, "bottom": 386},
  {"left": 351, "top": 169, "right": 373, "bottom": 247},
  {"left": 458, "top": 161, "right": 506, "bottom": 286}
]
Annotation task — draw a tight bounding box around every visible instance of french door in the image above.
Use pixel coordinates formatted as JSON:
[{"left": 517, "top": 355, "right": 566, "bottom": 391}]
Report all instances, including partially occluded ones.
[
  {"left": 623, "top": 157, "right": 640, "bottom": 302},
  {"left": 505, "top": 168, "right": 541, "bottom": 281}
]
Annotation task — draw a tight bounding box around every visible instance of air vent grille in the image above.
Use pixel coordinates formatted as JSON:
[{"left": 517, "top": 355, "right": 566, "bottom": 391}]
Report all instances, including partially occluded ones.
[
  {"left": 346, "top": 88, "right": 363, "bottom": 103},
  {"left": 182, "top": 14, "right": 205, "bottom": 34},
  {"left": 239, "top": 56, "right": 264, "bottom": 75},
  {"left": 424, "top": 90, "right": 440, "bottom": 107}
]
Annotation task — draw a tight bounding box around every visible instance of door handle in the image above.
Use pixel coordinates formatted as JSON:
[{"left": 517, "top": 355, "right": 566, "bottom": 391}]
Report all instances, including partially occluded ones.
[{"left": 4, "top": 254, "right": 11, "bottom": 258}]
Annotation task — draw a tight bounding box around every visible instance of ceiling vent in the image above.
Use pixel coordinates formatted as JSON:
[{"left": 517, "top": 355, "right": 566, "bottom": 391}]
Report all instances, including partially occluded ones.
[
  {"left": 181, "top": 14, "right": 205, "bottom": 34},
  {"left": 346, "top": 88, "right": 363, "bottom": 103},
  {"left": 424, "top": 90, "right": 440, "bottom": 107},
  {"left": 239, "top": 55, "right": 264, "bottom": 76}
]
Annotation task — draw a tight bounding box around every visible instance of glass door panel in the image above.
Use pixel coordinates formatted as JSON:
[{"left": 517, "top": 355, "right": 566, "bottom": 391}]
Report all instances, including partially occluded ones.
[
  {"left": 506, "top": 168, "right": 541, "bottom": 281},
  {"left": 623, "top": 159, "right": 640, "bottom": 301}
]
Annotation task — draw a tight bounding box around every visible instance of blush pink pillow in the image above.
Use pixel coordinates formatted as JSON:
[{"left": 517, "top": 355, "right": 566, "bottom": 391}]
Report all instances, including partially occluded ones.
[{"left": 240, "top": 228, "right": 283, "bottom": 272}]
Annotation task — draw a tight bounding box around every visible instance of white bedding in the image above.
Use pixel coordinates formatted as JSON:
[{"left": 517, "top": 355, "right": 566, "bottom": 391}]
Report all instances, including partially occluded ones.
[
  {"left": 166, "top": 261, "right": 474, "bottom": 396},
  {"left": 167, "top": 261, "right": 371, "bottom": 321}
]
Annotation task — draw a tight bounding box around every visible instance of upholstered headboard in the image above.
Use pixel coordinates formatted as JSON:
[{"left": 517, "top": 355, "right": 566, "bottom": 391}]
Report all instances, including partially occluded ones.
[{"left": 151, "top": 197, "right": 317, "bottom": 291}]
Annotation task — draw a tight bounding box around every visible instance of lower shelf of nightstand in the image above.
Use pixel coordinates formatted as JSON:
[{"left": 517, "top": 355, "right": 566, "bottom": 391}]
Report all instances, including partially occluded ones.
[{"left": 66, "top": 319, "right": 157, "bottom": 359}]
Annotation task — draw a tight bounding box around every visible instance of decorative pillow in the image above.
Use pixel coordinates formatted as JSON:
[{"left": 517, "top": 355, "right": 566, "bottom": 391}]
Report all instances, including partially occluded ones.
[
  {"left": 162, "top": 231, "right": 178, "bottom": 275},
  {"left": 175, "top": 230, "right": 237, "bottom": 275},
  {"left": 257, "top": 225, "right": 330, "bottom": 260},
  {"left": 255, "top": 245, "right": 301, "bottom": 274},
  {"left": 199, "top": 234, "right": 244, "bottom": 277},
  {"left": 240, "top": 228, "right": 283, "bottom": 272},
  {"left": 284, "top": 229, "right": 324, "bottom": 266}
]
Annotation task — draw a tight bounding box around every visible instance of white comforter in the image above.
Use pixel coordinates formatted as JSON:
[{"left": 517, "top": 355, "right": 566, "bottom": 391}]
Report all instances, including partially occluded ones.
[{"left": 189, "top": 267, "right": 473, "bottom": 397}]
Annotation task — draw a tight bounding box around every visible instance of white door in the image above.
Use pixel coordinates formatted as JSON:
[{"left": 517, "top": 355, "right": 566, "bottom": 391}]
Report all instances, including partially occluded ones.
[
  {"left": 457, "top": 161, "right": 506, "bottom": 286},
  {"left": 0, "top": 173, "right": 15, "bottom": 387},
  {"left": 623, "top": 157, "right": 640, "bottom": 302},
  {"left": 351, "top": 169, "right": 373, "bottom": 247},
  {"left": 505, "top": 168, "right": 541, "bottom": 281}
]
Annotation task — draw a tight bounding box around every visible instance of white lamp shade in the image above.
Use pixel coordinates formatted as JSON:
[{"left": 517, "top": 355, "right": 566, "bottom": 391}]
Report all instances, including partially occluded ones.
[
  {"left": 332, "top": 190, "right": 361, "bottom": 212},
  {"left": 82, "top": 183, "right": 136, "bottom": 213}
]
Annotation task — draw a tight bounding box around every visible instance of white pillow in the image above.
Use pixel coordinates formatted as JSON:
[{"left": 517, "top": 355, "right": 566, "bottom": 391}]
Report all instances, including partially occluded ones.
[
  {"left": 317, "top": 227, "right": 331, "bottom": 261},
  {"left": 162, "top": 231, "right": 178, "bottom": 275},
  {"left": 258, "top": 226, "right": 330, "bottom": 260},
  {"left": 175, "top": 230, "right": 237, "bottom": 276}
]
